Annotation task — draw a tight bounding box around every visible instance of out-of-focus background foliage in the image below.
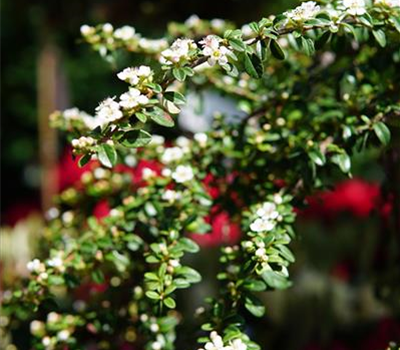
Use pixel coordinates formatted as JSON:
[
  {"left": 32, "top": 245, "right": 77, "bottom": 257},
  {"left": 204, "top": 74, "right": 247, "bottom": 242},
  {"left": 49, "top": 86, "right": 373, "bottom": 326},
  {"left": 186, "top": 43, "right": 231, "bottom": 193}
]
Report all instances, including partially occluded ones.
[{"left": 1, "top": 1, "right": 399, "bottom": 349}]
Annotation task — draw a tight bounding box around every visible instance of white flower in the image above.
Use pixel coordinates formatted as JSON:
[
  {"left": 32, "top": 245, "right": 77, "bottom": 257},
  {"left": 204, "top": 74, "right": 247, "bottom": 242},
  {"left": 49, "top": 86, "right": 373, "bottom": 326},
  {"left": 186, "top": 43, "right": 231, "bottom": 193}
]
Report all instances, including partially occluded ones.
[
  {"left": 162, "top": 189, "right": 182, "bottom": 203},
  {"left": 47, "top": 253, "right": 65, "bottom": 272},
  {"left": 38, "top": 272, "right": 48, "bottom": 281},
  {"left": 169, "top": 259, "right": 180, "bottom": 267},
  {"left": 80, "top": 25, "right": 95, "bottom": 36},
  {"left": 176, "top": 136, "right": 191, "bottom": 148},
  {"left": 162, "top": 168, "right": 172, "bottom": 177},
  {"left": 203, "top": 331, "right": 225, "bottom": 350},
  {"left": 62, "top": 211, "right": 74, "bottom": 224},
  {"left": 273, "top": 194, "right": 283, "bottom": 205},
  {"left": 95, "top": 97, "right": 123, "bottom": 125},
  {"left": 150, "top": 323, "right": 160, "bottom": 333},
  {"left": 152, "top": 342, "right": 162, "bottom": 350},
  {"left": 241, "top": 24, "right": 253, "bottom": 37},
  {"left": 57, "top": 329, "right": 70, "bottom": 341},
  {"left": 211, "top": 19, "right": 225, "bottom": 30},
  {"left": 46, "top": 207, "right": 59, "bottom": 220},
  {"left": 114, "top": 25, "right": 136, "bottom": 41},
  {"left": 255, "top": 247, "right": 266, "bottom": 258},
  {"left": 194, "top": 132, "right": 208, "bottom": 147},
  {"left": 375, "top": 0, "right": 400, "bottom": 6},
  {"left": 172, "top": 165, "right": 194, "bottom": 183},
  {"left": 71, "top": 136, "right": 95, "bottom": 149},
  {"left": 160, "top": 38, "right": 197, "bottom": 65},
  {"left": 119, "top": 88, "right": 149, "bottom": 109},
  {"left": 102, "top": 23, "right": 113, "bottom": 34},
  {"left": 161, "top": 147, "right": 184, "bottom": 164},
  {"left": 30, "top": 320, "right": 44, "bottom": 335},
  {"left": 200, "top": 35, "right": 232, "bottom": 66},
  {"left": 256, "top": 202, "right": 279, "bottom": 220},
  {"left": 42, "top": 336, "right": 51, "bottom": 347},
  {"left": 117, "top": 65, "right": 153, "bottom": 85},
  {"left": 139, "top": 38, "right": 168, "bottom": 52},
  {"left": 230, "top": 339, "right": 247, "bottom": 350},
  {"left": 198, "top": 331, "right": 237, "bottom": 350},
  {"left": 250, "top": 218, "right": 275, "bottom": 232},
  {"left": 27, "top": 259, "right": 45, "bottom": 273},
  {"left": 142, "top": 167, "right": 156, "bottom": 180},
  {"left": 342, "top": 0, "right": 366, "bottom": 15},
  {"left": 47, "top": 312, "right": 61, "bottom": 323},
  {"left": 284, "top": 1, "right": 321, "bottom": 21},
  {"left": 150, "top": 135, "right": 165, "bottom": 146},
  {"left": 63, "top": 107, "right": 80, "bottom": 120},
  {"left": 185, "top": 14, "right": 201, "bottom": 28}
]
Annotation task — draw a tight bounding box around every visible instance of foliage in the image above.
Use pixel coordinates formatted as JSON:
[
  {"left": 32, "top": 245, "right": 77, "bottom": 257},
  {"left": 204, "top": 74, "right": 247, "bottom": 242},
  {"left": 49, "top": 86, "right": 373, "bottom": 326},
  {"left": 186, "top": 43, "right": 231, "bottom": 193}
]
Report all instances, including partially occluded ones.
[{"left": 2, "top": 1, "right": 400, "bottom": 349}]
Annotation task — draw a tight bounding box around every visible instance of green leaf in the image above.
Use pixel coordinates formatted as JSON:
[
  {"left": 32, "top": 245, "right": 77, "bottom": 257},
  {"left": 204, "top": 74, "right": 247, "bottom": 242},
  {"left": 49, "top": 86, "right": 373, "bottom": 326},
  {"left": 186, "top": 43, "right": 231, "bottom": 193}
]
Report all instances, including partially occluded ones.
[
  {"left": 176, "top": 266, "right": 202, "bottom": 283},
  {"left": 262, "top": 270, "right": 291, "bottom": 290},
  {"left": 78, "top": 153, "right": 92, "bottom": 167},
  {"left": 372, "top": 29, "right": 386, "bottom": 48},
  {"left": 229, "top": 38, "right": 246, "bottom": 52},
  {"left": 126, "top": 238, "right": 143, "bottom": 252},
  {"left": 249, "top": 22, "right": 260, "bottom": 33},
  {"left": 390, "top": 16, "right": 400, "bottom": 33},
  {"left": 135, "top": 112, "right": 147, "bottom": 123},
  {"left": 244, "top": 295, "right": 265, "bottom": 317},
  {"left": 164, "top": 91, "right": 187, "bottom": 105},
  {"left": 163, "top": 297, "right": 176, "bottom": 309},
  {"left": 299, "top": 37, "right": 315, "bottom": 56},
  {"left": 145, "top": 291, "right": 161, "bottom": 300},
  {"left": 107, "top": 251, "right": 130, "bottom": 272},
  {"left": 244, "top": 53, "right": 263, "bottom": 79},
  {"left": 121, "top": 130, "right": 152, "bottom": 148},
  {"left": 373, "top": 122, "right": 391, "bottom": 146},
  {"left": 182, "top": 66, "right": 195, "bottom": 77},
  {"left": 91, "top": 270, "right": 105, "bottom": 284},
  {"left": 172, "top": 67, "right": 187, "bottom": 82},
  {"left": 173, "top": 278, "right": 191, "bottom": 289},
  {"left": 331, "top": 153, "right": 351, "bottom": 173},
  {"left": 98, "top": 143, "right": 117, "bottom": 168},
  {"left": 308, "top": 149, "right": 326, "bottom": 166},
  {"left": 163, "top": 100, "right": 181, "bottom": 114},
  {"left": 270, "top": 40, "right": 285, "bottom": 60},
  {"left": 144, "top": 272, "right": 159, "bottom": 281},
  {"left": 48, "top": 275, "right": 65, "bottom": 285},
  {"left": 277, "top": 245, "right": 295, "bottom": 263},
  {"left": 146, "top": 83, "right": 162, "bottom": 94},
  {"left": 256, "top": 40, "right": 268, "bottom": 61},
  {"left": 315, "top": 31, "right": 332, "bottom": 50},
  {"left": 243, "top": 279, "right": 267, "bottom": 292},
  {"left": 178, "top": 238, "right": 200, "bottom": 253},
  {"left": 148, "top": 107, "right": 175, "bottom": 127}
]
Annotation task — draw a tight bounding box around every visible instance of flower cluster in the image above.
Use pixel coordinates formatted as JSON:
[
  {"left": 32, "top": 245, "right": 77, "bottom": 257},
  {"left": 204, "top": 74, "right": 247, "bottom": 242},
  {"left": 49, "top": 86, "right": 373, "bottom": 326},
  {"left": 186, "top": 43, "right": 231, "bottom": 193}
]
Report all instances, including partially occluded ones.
[
  {"left": 95, "top": 97, "right": 124, "bottom": 126},
  {"left": 249, "top": 197, "right": 281, "bottom": 233},
  {"left": 81, "top": 23, "right": 138, "bottom": 43},
  {"left": 119, "top": 88, "right": 149, "bottom": 110},
  {"left": 30, "top": 312, "right": 82, "bottom": 350},
  {"left": 198, "top": 331, "right": 247, "bottom": 350},
  {"left": 341, "top": 0, "right": 366, "bottom": 16},
  {"left": 375, "top": 0, "right": 400, "bottom": 7},
  {"left": 284, "top": 1, "right": 321, "bottom": 21},
  {"left": 200, "top": 35, "right": 233, "bottom": 66},
  {"left": 240, "top": 193, "right": 295, "bottom": 275},
  {"left": 160, "top": 38, "right": 198, "bottom": 65},
  {"left": 49, "top": 108, "right": 99, "bottom": 131},
  {"left": 117, "top": 65, "right": 153, "bottom": 87},
  {"left": 71, "top": 136, "right": 96, "bottom": 150}
]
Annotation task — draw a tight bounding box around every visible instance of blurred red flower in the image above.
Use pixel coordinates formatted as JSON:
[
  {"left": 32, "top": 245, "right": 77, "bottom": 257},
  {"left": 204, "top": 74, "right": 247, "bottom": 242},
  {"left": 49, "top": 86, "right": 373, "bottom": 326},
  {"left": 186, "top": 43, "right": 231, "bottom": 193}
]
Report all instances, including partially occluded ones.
[{"left": 304, "top": 179, "right": 381, "bottom": 218}]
